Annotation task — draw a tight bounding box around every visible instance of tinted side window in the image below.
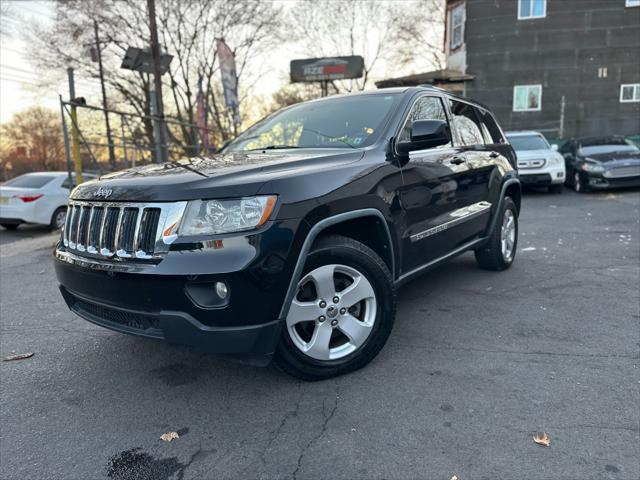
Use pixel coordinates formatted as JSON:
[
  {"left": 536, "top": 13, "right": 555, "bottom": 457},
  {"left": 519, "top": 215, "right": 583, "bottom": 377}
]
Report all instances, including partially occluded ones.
[
  {"left": 449, "top": 100, "right": 484, "bottom": 146},
  {"left": 477, "top": 110, "right": 505, "bottom": 144},
  {"left": 398, "top": 96, "right": 451, "bottom": 146},
  {"left": 558, "top": 141, "right": 573, "bottom": 155},
  {"left": 61, "top": 177, "right": 76, "bottom": 189}
]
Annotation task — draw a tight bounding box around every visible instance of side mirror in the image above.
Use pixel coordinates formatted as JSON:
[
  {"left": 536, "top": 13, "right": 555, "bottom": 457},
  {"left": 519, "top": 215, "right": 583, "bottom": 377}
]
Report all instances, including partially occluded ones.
[
  {"left": 551, "top": 144, "right": 558, "bottom": 151},
  {"left": 396, "top": 120, "right": 451, "bottom": 155}
]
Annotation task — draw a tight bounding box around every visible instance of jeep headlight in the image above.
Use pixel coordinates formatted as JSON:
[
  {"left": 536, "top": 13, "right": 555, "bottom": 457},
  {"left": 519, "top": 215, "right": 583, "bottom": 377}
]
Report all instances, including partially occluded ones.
[{"left": 179, "top": 196, "right": 277, "bottom": 236}]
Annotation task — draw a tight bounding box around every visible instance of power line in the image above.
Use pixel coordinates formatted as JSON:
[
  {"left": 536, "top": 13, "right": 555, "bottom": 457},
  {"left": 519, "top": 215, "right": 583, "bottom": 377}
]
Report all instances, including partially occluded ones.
[
  {"left": 0, "top": 76, "right": 39, "bottom": 86},
  {"left": 0, "top": 64, "right": 36, "bottom": 75}
]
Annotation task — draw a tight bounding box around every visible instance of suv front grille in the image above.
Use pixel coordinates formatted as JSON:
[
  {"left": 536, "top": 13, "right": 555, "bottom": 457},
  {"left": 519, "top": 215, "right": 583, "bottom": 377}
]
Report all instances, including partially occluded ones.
[{"left": 63, "top": 200, "right": 187, "bottom": 261}]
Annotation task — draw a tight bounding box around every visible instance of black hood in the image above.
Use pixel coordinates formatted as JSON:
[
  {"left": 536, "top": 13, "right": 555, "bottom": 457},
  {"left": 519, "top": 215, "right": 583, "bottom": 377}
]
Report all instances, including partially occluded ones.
[
  {"left": 582, "top": 150, "right": 640, "bottom": 163},
  {"left": 71, "top": 149, "right": 363, "bottom": 202}
]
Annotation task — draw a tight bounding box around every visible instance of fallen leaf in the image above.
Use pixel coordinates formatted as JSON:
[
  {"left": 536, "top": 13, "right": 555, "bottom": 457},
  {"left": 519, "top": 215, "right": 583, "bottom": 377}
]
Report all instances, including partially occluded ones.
[
  {"left": 533, "top": 432, "right": 551, "bottom": 447},
  {"left": 2, "top": 352, "right": 34, "bottom": 362},
  {"left": 160, "top": 431, "right": 179, "bottom": 442}
]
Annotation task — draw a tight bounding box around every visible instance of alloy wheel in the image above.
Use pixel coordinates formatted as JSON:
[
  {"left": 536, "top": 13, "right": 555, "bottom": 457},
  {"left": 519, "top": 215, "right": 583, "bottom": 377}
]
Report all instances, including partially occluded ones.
[
  {"left": 286, "top": 264, "right": 377, "bottom": 361},
  {"left": 55, "top": 210, "right": 67, "bottom": 230},
  {"left": 574, "top": 172, "right": 582, "bottom": 192},
  {"left": 500, "top": 209, "right": 516, "bottom": 261}
]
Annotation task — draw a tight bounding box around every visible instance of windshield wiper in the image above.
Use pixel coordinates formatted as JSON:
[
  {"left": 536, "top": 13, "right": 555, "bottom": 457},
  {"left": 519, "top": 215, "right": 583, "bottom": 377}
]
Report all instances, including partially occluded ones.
[
  {"left": 248, "top": 145, "right": 300, "bottom": 151},
  {"left": 301, "top": 128, "right": 357, "bottom": 149}
]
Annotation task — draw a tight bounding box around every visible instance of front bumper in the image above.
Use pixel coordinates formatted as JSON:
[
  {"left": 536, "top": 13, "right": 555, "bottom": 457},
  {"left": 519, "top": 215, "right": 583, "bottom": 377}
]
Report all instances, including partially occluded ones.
[
  {"left": 583, "top": 174, "right": 640, "bottom": 190},
  {"left": 519, "top": 164, "right": 565, "bottom": 186},
  {"left": 59, "top": 286, "right": 281, "bottom": 365},
  {"left": 54, "top": 217, "right": 305, "bottom": 363}
]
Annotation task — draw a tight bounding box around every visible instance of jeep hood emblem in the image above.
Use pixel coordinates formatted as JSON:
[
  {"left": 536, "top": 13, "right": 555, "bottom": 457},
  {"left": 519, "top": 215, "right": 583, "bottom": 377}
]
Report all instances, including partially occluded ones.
[{"left": 95, "top": 187, "right": 113, "bottom": 198}]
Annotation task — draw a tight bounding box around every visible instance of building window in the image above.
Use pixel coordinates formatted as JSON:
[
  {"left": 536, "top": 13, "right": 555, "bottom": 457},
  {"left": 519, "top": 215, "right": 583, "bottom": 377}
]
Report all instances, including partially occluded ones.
[
  {"left": 620, "top": 84, "right": 640, "bottom": 102},
  {"left": 450, "top": 4, "right": 465, "bottom": 50},
  {"left": 513, "top": 85, "right": 542, "bottom": 112},
  {"left": 625, "top": 0, "right": 640, "bottom": 7},
  {"left": 518, "top": 0, "right": 546, "bottom": 19}
]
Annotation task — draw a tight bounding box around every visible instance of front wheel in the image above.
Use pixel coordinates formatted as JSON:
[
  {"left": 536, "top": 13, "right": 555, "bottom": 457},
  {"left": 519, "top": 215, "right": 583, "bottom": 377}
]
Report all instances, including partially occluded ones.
[
  {"left": 474, "top": 197, "right": 518, "bottom": 271},
  {"left": 274, "top": 234, "right": 396, "bottom": 381},
  {"left": 573, "top": 172, "right": 588, "bottom": 193}
]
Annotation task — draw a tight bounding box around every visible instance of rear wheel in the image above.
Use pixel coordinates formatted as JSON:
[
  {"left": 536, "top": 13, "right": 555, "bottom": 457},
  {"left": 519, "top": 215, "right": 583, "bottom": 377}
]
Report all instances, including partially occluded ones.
[
  {"left": 49, "top": 207, "right": 67, "bottom": 230},
  {"left": 474, "top": 197, "right": 518, "bottom": 271},
  {"left": 1, "top": 223, "right": 19, "bottom": 230},
  {"left": 275, "top": 234, "right": 396, "bottom": 381}
]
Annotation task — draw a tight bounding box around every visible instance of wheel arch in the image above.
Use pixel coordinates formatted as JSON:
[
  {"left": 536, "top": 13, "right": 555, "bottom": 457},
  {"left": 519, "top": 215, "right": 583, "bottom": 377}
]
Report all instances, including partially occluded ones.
[
  {"left": 278, "top": 209, "right": 395, "bottom": 319},
  {"left": 505, "top": 180, "right": 522, "bottom": 213}
]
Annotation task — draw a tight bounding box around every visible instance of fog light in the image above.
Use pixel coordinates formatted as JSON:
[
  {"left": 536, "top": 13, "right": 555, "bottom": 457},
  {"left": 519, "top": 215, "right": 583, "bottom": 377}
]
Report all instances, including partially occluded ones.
[{"left": 215, "top": 282, "right": 228, "bottom": 299}]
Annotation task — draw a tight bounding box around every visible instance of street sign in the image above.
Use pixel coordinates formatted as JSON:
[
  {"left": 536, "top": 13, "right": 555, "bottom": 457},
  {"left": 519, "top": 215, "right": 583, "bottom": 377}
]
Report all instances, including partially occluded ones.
[
  {"left": 290, "top": 56, "right": 364, "bottom": 83},
  {"left": 120, "top": 46, "right": 173, "bottom": 75}
]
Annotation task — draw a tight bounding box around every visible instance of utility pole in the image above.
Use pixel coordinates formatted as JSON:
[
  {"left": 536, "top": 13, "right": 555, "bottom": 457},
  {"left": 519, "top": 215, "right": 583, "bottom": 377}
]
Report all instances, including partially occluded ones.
[
  {"left": 147, "top": 0, "right": 168, "bottom": 163},
  {"left": 94, "top": 20, "right": 116, "bottom": 169},
  {"left": 559, "top": 95, "right": 566, "bottom": 139},
  {"left": 67, "top": 67, "right": 83, "bottom": 184}
]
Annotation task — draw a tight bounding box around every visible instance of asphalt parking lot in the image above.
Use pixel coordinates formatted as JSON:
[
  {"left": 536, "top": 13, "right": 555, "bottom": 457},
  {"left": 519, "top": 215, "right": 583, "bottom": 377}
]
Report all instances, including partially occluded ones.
[{"left": 1, "top": 188, "right": 638, "bottom": 480}]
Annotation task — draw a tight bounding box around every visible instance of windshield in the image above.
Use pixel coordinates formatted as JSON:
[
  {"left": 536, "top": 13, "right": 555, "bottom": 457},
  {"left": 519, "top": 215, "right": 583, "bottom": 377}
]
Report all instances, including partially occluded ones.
[
  {"left": 3, "top": 174, "right": 55, "bottom": 188},
  {"left": 507, "top": 134, "right": 550, "bottom": 151},
  {"left": 578, "top": 142, "right": 639, "bottom": 156},
  {"left": 222, "top": 94, "right": 400, "bottom": 152}
]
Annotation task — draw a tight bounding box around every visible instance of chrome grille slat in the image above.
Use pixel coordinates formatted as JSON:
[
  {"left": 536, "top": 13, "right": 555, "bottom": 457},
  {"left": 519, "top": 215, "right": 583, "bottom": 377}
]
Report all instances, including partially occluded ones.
[
  {"left": 87, "top": 207, "right": 104, "bottom": 254},
  {"left": 68, "top": 206, "right": 80, "bottom": 249},
  {"left": 116, "top": 208, "right": 138, "bottom": 258},
  {"left": 62, "top": 200, "right": 187, "bottom": 262}
]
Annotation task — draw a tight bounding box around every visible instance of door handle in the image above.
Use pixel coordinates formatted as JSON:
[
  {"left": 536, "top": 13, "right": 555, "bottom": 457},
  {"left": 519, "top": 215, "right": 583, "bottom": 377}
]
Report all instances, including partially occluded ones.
[
  {"left": 489, "top": 151, "right": 499, "bottom": 158},
  {"left": 450, "top": 156, "right": 466, "bottom": 165}
]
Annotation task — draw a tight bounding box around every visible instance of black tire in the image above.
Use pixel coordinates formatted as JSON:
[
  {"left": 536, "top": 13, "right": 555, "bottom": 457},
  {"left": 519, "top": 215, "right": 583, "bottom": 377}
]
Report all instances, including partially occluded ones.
[
  {"left": 1, "top": 223, "right": 19, "bottom": 230},
  {"left": 573, "top": 171, "right": 588, "bottom": 193},
  {"left": 474, "top": 197, "right": 518, "bottom": 271},
  {"left": 49, "top": 207, "right": 67, "bottom": 230},
  {"left": 548, "top": 184, "right": 563, "bottom": 194},
  {"left": 274, "top": 234, "right": 396, "bottom": 381}
]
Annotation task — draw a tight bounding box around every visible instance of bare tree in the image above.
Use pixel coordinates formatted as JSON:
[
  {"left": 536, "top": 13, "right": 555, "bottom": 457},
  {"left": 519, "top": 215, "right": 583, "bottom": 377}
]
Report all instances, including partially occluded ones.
[
  {"left": 287, "top": 0, "right": 445, "bottom": 93},
  {"left": 392, "top": 0, "right": 446, "bottom": 72},
  {"left": 0, "top": 107, "right": 66, "bottom": 173},
  {"left": 25, "top": 0, "right": 284, "bottom": 157},
  {"left": 288, "top": 0, "right": 401, "bottom": 93}
]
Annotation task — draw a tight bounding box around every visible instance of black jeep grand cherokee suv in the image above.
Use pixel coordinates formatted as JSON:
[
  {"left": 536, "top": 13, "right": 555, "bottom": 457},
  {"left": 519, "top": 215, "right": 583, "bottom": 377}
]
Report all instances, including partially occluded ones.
[{"left": 55, "top": 86, "right": 521, "bottom": 380}]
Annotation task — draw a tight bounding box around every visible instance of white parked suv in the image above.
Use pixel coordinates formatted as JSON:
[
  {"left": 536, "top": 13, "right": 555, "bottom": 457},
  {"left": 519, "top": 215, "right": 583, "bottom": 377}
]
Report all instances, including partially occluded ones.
[
  {"left": 506, "top": 131, "right": 565, "bottom": 193},
  {"left": 0, "top": 172, "right": 95, "bottom": 230}
]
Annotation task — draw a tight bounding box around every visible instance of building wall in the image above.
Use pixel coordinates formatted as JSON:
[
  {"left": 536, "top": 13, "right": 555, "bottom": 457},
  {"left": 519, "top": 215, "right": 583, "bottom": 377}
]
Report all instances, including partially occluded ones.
[{"left": 461, "top": 0, "right": 640, "bottom": 138}]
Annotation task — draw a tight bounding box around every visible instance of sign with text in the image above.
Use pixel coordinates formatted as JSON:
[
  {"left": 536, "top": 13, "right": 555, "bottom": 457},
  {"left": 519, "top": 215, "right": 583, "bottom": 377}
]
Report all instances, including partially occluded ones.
[{"left": 290, "top": 56, "right": 364, "bottom": 83}]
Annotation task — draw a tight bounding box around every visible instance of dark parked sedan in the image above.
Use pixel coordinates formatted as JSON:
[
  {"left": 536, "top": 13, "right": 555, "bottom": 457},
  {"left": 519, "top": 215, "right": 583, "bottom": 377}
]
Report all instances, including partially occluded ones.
[{"left": 559, "top": 136, "right": 640, "bottom": 192}]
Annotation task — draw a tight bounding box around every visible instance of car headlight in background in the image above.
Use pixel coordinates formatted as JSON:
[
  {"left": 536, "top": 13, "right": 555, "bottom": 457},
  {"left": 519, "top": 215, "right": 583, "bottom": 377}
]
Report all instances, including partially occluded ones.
[
  {"left": 580, "top": 160, "right": 605, "bottom": 173},
  {"left": 180, "top": 195, "right": 277, "bottom": 236},
  {"left": 547, "top": 153, "right": 564, "bottom": 165}
]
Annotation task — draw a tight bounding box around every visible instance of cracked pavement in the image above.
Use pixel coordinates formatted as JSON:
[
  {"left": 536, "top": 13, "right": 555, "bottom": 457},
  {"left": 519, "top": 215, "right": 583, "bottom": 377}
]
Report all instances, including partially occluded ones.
[{"left": 1, "top": 188, "right": 639, "bottom": 480}]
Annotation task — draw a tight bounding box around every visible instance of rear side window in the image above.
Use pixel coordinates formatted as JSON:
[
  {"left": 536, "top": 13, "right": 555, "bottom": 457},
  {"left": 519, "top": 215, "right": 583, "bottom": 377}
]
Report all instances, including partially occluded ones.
[
  {"left": 449, "top": 100, "right": 484, "bottom": 146},
  {"left": 398, "top": 96, "right": 451, "bottom": 146},
  {"left": 477, "top": 110, "right": 505, "bottom": 144},
  {"left": 3, "top": 174, "right": 54, "bottom": 188}
]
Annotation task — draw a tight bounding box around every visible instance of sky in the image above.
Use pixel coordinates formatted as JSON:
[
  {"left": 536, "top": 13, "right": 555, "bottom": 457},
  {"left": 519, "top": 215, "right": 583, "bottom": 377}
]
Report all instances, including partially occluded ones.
[
  {"left": 0, "top": 1, "right": 65, "bottom": 122},
  {"left": 0, "top": 0, "right": 437, "bottom": 125},
  {"left": 0, "top": 0, "right": 292, "bottom": 123}
]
